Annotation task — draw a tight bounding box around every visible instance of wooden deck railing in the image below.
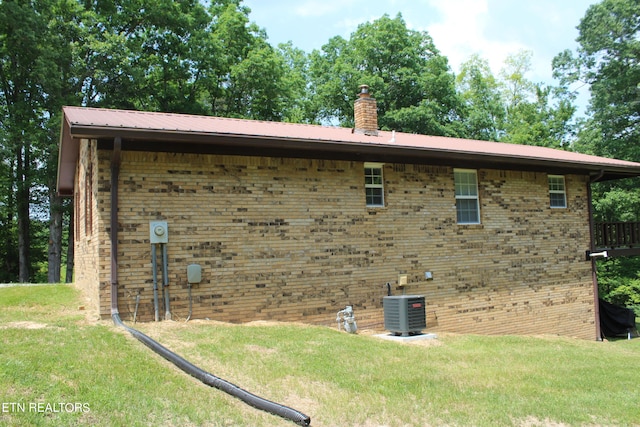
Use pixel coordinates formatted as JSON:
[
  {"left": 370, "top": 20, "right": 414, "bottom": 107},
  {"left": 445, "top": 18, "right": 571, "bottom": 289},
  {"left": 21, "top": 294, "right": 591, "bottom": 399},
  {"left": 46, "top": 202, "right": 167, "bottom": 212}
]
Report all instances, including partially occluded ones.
[{"left": 594, "top": 222, "right": 640, "bottom": 248}]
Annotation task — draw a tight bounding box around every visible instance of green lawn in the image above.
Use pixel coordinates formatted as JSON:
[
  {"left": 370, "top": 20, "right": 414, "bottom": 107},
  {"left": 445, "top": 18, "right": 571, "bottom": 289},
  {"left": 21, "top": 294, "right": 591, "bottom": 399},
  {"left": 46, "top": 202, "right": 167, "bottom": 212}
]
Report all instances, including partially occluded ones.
[{"left": 1, "top": 284, "right": 639, "bottom": 426}]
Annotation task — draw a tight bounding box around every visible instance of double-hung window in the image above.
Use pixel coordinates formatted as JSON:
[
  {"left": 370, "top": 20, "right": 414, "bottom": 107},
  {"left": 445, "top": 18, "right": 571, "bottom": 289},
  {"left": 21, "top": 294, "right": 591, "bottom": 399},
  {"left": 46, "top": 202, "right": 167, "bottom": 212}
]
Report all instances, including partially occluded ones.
[
  {"left": 548, "top": 175, "right": 567, "bottom": 208},
  {"left": 454, "top": 169, "right": 480, "bottom": 224},
  {"left": 364, "top": 163, "right": 384, "bottom": 207}
]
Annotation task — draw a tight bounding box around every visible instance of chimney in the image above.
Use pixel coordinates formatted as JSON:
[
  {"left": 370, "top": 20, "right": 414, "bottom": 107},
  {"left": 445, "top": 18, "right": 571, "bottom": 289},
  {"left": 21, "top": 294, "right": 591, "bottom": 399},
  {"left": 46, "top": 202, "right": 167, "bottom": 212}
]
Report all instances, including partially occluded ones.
[{"left": 354, "top": 85, "right": 378, "bottom": 136}]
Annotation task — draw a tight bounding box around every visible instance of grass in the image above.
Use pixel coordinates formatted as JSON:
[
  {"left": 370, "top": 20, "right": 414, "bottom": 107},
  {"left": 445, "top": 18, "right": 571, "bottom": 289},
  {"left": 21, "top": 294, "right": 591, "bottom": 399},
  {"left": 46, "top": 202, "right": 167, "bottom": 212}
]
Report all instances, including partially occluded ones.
[{"left": 1, "top": 285, "right": 640, "bottom": 426}]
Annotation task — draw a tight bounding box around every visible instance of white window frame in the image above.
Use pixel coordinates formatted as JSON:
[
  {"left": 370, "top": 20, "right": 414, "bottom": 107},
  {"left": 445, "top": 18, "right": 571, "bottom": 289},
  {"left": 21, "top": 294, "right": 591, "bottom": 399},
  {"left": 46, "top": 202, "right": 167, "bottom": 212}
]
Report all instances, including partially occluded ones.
[
  {"left": 548, "top": 175, "right": 567, "bottom": 208},
  {"left": 454, "top": 169, "right": 481, "bottom": 224},
  {"left": 364, "top": 162, "right": 384, "bottom": 207}
]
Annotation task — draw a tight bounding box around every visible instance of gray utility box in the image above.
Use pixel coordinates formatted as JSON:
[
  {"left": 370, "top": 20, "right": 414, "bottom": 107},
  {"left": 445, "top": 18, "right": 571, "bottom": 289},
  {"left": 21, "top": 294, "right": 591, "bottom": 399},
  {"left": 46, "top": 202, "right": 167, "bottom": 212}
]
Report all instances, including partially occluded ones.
[
  {"left": 383, "top": 295, "right": 426, "bottom": 336},
  {"left": 149, "top": 221, "right": 168, "bottom": 244}
]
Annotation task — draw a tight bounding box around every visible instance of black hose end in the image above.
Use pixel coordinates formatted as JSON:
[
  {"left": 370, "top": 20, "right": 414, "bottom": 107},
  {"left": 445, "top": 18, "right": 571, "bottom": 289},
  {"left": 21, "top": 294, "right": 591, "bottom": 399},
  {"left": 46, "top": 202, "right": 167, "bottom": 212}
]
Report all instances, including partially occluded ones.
[{"left": 298, "top": 417, "right": 311, "bottom": 426}]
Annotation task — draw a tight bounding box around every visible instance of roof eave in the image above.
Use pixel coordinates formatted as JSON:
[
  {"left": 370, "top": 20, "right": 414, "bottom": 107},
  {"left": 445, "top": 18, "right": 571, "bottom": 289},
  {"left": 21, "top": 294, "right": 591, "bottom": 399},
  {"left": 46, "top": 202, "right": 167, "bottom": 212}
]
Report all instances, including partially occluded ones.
[
  {"left": 57, "top": 115, "right": 78, "bottom": 196},
  {"left": 57, "top": 123, "right": 640, "bottom": 196},
  {"left": 92, "top": 126, "right": 640, "bottom": 180}
]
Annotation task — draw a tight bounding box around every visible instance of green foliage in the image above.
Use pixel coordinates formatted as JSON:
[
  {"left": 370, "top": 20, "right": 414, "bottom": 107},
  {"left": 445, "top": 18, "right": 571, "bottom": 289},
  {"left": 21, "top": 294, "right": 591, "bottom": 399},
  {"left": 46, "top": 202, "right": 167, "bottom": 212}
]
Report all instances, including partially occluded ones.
[
  {"left": 455, "top": 51, "right": 576, "bottom": 146},
  {"left": 577, "top": 0, "right": 640, "bottom": 161},
  {"left": 0, "top": 0, "right": 297, "bottom": 282},
  {"left": 598, "top": 257, "right": 640, "bottom": 316},
  {"left": 277, "top": 41, "right": 315, "bottom": 123},
  {"left": 497, "top": 50, "right": 577, "bottom": 148},
  {"left": 456, "top": 54, "right": 506, "bottom": 141},
  {"left": 0, "top": 0, "right": 63, "bottom": 282},
  {"left": 76, "top": 0, "right": 287, "bottom": 118},
  {"left": 592, "top": 183, "right": 640, "bottom": 222},
  {"left": 309, "top": 13, "right": 465, "bottom": 135},
  {"left": 553, "top": 0, "right": 640, "bottom": 161},
  {"left": 554, "top": 0, "right": 640, "bottom": 304},
  {"left": 608, "top": 279, "right": 640, "bottom": 316}
]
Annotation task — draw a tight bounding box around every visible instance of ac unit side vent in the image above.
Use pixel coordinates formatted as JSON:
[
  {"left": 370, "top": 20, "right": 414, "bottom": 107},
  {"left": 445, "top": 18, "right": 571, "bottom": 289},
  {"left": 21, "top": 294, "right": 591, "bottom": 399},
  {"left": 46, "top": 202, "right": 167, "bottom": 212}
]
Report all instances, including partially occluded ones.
[{"left": 383, "top": 295, "right": 426, "bottom": 337}]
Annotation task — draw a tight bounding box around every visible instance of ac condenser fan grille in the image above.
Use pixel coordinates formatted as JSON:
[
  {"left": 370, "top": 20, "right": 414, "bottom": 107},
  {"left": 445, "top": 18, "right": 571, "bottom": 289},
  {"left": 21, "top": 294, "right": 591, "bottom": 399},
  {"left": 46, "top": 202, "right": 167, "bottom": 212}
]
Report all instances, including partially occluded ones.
[{"left": 383, "top": 295, "right": 426, "bottom": 336}]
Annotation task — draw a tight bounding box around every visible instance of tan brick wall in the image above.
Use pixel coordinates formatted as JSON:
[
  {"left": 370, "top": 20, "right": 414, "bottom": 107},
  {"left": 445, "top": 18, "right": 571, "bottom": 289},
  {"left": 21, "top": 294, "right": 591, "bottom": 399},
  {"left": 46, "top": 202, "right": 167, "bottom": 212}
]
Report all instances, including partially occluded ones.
[
  {"left": 73, "top": 139, "right": 102, "bottom": 310},
  {"left": 86, "top": 150, "right": 596, "bottom": 339}
]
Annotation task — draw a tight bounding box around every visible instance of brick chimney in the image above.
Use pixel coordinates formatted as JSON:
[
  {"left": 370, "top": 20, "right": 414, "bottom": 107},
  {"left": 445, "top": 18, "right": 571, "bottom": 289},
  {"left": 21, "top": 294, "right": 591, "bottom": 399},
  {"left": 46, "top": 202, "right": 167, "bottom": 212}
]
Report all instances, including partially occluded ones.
[{"left": 354, "top": 84, "right": 378, "bottom": 136}]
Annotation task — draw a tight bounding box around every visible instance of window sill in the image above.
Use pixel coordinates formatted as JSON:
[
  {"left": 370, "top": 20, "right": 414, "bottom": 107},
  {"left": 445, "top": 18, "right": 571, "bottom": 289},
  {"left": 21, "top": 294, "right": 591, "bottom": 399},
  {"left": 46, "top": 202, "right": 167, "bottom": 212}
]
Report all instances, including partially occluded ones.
[{"left": 456, "top": 223, "right": 484, "bottom": 229}]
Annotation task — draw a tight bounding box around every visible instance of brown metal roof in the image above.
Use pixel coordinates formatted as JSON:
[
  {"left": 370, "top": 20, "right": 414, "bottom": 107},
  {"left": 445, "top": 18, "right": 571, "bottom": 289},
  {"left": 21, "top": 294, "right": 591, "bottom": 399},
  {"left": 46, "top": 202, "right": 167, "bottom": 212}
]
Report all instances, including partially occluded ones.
[{"left": 57, "top": 106, "right": 640, "bottom": 195}]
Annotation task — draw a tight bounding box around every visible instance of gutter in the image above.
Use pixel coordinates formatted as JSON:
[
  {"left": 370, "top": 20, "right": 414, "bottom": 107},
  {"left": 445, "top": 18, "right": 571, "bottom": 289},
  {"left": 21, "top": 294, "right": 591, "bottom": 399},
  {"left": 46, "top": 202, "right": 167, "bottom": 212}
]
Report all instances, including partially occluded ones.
[
  {"left": 62, "top": 121, "right": 640, "bottom": 185},
  {"left": 110, "top": 137, "right": 122, "bottom": 315}
]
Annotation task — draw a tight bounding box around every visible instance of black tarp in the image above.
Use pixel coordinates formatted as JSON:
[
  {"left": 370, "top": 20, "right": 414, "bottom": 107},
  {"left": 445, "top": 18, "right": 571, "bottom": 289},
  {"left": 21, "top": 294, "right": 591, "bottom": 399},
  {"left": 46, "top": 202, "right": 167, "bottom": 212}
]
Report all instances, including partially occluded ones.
[{"left": 599, "top": 299, "right": 637, "bottom": 338}]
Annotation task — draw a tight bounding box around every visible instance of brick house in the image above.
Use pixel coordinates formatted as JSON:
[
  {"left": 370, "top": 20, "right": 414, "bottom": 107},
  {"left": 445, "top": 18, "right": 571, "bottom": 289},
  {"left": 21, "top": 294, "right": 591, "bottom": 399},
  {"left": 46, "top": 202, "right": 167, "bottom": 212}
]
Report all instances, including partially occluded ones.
[{"left": 57, "top": 86, "right": 640, "bottom": 339}]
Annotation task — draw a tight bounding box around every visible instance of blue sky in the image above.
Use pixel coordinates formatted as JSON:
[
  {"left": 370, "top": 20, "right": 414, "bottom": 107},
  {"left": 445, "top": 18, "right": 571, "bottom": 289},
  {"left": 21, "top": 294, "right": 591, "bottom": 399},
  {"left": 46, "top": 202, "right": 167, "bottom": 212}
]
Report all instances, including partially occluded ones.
[{"left": 243, "top": 0, "right": 597, "bottom": 109}]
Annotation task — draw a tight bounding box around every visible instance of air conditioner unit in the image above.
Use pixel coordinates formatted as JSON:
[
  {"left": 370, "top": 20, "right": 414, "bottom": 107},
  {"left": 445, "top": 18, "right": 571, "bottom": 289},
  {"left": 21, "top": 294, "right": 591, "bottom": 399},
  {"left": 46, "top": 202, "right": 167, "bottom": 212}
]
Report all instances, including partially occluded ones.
[{"left": 383, "top": 295, "right": 426, "bottom": 336}]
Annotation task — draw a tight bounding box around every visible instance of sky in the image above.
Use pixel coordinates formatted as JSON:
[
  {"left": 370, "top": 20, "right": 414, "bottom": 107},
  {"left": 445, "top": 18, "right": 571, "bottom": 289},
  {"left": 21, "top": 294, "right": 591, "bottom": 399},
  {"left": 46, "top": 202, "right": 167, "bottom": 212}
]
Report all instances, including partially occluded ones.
[{"left": 242, "top": 0, "right": 597, "bottom": 111}]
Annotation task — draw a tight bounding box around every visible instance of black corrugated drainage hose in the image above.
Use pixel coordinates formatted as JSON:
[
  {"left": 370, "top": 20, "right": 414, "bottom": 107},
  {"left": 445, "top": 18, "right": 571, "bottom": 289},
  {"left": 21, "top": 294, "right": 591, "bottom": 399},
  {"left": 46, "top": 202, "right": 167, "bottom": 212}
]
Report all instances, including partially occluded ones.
[
  {"left": 108, "top": 139, "right": 309, "bottom": 425},
  {"left": 112, "top": 313, "right": 311, "bottom": 426}
]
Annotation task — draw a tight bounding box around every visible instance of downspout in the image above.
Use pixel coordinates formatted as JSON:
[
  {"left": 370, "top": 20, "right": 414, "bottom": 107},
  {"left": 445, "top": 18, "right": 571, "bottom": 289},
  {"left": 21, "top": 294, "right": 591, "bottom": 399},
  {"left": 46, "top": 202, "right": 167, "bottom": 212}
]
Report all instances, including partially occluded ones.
[
  {"left": 107, "top": 138, "right": 309, "bottom": 425},
  {"left": 588, "top": 170, "right": 604, "bottom": 341},
  {"left": 110, "top": 137, "right": 122, "bottom": 316}
]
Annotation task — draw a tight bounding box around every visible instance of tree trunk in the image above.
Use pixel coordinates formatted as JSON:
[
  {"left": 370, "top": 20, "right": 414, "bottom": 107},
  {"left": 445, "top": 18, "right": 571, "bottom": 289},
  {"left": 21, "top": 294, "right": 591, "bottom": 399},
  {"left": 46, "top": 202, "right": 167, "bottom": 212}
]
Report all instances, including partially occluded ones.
[
  {"left": 65, "top": 202, "right": 74, "bottom": 283},
  {"left": 48, "top": 188, "right": 63, "bottom": 283},
  {"left": 16, "top": 143, "right": 30, "bottom": 283},
  {"left": 1, "top": 156, "right": 17, "bottom": 280}
]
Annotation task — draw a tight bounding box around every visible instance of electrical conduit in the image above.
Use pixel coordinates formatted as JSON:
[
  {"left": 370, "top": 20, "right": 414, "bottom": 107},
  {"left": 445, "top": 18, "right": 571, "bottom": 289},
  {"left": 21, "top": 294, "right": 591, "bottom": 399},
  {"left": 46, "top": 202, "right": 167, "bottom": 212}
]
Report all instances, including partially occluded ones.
[
  {"left": 152, "top": 243, "right": 159, "bottom": 321},
  {"left": 161, "top": 243, "right": 171, "bottom": 320},
  {"left": 108, "top": 138, "right": 310, "bottom": 426}
]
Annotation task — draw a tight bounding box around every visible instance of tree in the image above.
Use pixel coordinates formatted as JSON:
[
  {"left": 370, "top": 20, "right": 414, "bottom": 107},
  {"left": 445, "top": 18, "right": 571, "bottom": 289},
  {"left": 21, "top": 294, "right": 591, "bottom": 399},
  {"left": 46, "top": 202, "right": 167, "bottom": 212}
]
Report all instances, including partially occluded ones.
[
  {"left": 554, "top": 0, "right": 639, "bottom": 162},
  {"left": 455, "top": 51, "right": 576, "bottom": 147},
  {"left": 501, "top": 84, "right": 576, "bottom": 148},
  {"left": 456, "top": 54, "right": 506, "bottom": 141},
  {"left": 0, "top": 0, "right": 298, "bottom": 283},
  {"left": 75, "top": 0, "right": 212, "bottom": 112},
  {"left": 42, "top": 0, "right": 88, "bottom": 283},
  {"left": 309, "top": 13, "right": 465, "bottom": 136},
  {"left": 79, "top": 0, "right": 290, "bottom": 120},
  {"left": 553, "top": 0, "right": 640, "bottom": 222},
  {"left": 307, "top": 35, "right": 355, "bottom": 125},
  {"left": 499, "top": 50, "right": 576, "bottom": 149},
  {"left": 0, "top": 0, "right": 52, "bottom": 282},
  {"left": 553, "top": 0, "right": 640, "bottom": 308},
  {"left": 277, "top": 42, "right": 315, "bottom": 124}
]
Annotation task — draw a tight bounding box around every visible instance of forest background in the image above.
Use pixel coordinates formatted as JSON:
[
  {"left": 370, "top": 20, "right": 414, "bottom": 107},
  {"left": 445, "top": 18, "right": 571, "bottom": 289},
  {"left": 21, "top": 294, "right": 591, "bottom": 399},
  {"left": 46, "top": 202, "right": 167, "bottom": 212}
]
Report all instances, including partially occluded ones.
[{"left": 0, "top": 0, "right": 638, "bottom": 312}]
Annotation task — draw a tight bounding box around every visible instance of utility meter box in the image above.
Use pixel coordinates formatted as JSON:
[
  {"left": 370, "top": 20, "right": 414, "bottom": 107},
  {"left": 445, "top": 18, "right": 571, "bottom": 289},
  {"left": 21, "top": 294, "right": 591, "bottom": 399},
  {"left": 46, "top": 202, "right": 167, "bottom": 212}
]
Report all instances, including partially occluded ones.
[
  {"left": 149, "top": 221, "right": 168, "bottom": 244},
  {"left": 398, "top": 274, "right": 408, "bottom": 287},
  {"left": 187, "top": 264, "right": 202, "bottom": 284}
]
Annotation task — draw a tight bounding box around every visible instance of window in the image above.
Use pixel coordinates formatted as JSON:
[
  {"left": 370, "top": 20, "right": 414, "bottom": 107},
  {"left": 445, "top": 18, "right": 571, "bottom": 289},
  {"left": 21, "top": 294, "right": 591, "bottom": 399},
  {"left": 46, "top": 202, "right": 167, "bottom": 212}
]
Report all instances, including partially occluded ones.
[
  {"left": 548, "top": 175, "right": 566, "bottom": 208},
  {"left": 364, "top": 163, "right": 384, "bottom": 207},
  {"left": 454, "top": 169, "right": 480, "bottom": 224}
]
